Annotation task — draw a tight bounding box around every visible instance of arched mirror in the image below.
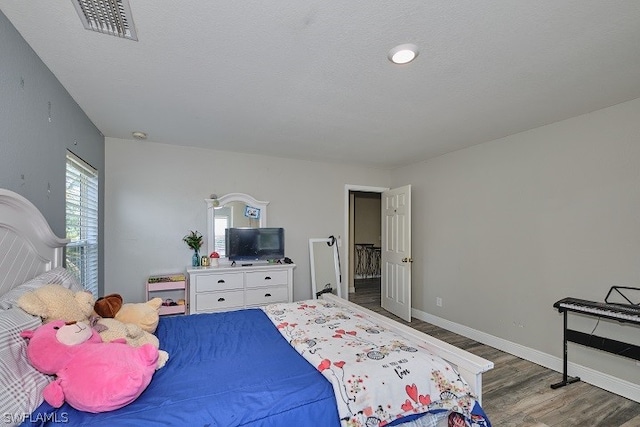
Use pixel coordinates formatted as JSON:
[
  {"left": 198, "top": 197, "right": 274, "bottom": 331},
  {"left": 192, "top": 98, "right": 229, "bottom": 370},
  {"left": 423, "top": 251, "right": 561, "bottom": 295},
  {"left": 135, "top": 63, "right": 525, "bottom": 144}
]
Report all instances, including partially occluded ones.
[{"left": 205, "top": 193, "right": 269, "bottom": 257}]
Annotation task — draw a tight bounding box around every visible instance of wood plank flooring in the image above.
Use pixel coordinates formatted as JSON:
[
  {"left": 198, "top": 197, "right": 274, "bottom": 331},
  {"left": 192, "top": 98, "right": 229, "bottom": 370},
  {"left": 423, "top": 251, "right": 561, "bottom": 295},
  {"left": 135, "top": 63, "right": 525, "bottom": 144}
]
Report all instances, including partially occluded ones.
[{"left": 349, "top": 280, "right": 640, "bottom": 427}]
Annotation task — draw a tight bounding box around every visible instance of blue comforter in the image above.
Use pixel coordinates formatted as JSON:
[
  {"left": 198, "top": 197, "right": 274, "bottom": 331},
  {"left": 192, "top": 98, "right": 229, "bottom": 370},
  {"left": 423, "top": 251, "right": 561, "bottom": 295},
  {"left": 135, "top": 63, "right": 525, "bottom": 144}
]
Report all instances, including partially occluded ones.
[{"left": 24, "top": 309, "right": 340, "bottom": 426}]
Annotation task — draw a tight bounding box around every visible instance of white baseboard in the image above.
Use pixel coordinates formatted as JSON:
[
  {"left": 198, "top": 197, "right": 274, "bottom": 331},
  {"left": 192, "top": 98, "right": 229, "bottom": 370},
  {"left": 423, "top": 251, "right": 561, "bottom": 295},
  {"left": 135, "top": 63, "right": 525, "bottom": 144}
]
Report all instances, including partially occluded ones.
[{"left": 411, "top": 307, "right": 640, "bottom": 403}]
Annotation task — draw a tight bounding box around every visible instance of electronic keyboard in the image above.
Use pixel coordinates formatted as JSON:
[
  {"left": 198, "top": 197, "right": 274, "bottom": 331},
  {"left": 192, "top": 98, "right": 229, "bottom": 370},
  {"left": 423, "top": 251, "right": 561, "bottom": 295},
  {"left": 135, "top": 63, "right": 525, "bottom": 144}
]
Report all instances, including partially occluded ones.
[{"left": 553, "top": 297, "right": 640, "bottom": 324}]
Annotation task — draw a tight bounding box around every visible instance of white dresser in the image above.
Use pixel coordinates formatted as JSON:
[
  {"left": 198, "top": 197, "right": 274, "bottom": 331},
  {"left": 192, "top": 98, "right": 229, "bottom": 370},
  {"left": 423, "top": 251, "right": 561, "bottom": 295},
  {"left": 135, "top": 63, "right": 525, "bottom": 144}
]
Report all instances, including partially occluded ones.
[{"left": 187, "top": 264, "right": 295, "bottom": 314}]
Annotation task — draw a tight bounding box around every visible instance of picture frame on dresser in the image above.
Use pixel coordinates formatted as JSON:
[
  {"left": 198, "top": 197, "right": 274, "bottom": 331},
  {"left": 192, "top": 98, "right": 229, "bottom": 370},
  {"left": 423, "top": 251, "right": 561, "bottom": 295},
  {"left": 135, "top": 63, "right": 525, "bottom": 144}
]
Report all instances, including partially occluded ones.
[{"left": 244, "top": 205, "right": 260, "bottom": 219}]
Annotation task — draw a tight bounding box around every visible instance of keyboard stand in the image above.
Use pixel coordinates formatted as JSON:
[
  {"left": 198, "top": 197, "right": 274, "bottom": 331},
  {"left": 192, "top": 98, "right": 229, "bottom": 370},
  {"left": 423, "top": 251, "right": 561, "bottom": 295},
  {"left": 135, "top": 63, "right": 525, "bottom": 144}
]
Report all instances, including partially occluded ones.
[
  {"left": 550, "top": 309, "right": 581, "bottom": 389},
  {"left": 551, "top": 295, "right": 640, "bottom": 389}
]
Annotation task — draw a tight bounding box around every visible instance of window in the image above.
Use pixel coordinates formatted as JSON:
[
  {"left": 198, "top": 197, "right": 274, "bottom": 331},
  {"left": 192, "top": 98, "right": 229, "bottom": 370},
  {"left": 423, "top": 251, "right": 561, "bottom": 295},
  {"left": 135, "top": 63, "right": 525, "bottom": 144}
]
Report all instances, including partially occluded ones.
[
  {"left": 65, "top": 152, "right": 99, "bottom": 297},
  {"left": 214, "top": 207, "right": 230, "bottom": 257}
]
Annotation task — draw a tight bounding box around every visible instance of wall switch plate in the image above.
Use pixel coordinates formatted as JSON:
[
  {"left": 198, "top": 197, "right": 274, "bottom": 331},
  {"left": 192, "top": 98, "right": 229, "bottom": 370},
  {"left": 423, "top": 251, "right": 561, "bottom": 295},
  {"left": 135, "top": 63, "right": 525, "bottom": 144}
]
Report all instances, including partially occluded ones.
[{"left": 436, "top": 297, "right": 443, "bottom": 307}]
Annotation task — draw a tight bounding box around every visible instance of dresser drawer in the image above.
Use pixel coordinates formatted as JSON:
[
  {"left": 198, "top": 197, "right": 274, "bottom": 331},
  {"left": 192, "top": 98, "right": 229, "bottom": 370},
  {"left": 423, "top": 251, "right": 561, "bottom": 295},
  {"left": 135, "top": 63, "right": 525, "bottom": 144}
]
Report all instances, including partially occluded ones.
[
  {"left": 245, "top": 285, "right": 288, "bottom": 306},
  {"left": 195, "top": 272, "right": 243, "bottom": 292},
  {"left": 196, "top": 290, "right": 244, "bottom": 312},
  {"left": 245, "top": 269, "right": 288, "bottom": 288}
]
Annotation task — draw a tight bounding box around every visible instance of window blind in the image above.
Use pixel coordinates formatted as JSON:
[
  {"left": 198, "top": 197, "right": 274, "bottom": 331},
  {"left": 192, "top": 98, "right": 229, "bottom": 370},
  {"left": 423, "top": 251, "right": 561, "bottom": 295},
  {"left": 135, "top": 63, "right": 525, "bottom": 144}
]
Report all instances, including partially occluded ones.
[{"left": 65, "top": 152, "right": 99, "bottom": 297}]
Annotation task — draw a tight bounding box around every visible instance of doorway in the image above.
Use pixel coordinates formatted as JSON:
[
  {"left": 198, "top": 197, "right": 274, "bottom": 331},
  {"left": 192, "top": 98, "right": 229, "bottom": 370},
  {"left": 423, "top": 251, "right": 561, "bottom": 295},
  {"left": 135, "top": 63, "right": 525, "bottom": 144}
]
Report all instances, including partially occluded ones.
[
  {"left": 351, "top": 191, "right": 382, "bottom": 305},
  {"left": 344, "top": 185, "right": 387, "bottom": 303},
  {"left": 344, "top": 184, "right": 413, "bottom": 322}
]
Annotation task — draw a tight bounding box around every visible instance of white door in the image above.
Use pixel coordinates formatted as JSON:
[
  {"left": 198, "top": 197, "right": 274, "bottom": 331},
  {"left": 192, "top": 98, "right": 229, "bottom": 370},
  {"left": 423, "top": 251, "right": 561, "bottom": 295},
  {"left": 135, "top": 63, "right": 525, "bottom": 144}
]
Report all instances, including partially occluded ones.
[{"left": 381, "top": 185, "right": 412, "bottom": 322}]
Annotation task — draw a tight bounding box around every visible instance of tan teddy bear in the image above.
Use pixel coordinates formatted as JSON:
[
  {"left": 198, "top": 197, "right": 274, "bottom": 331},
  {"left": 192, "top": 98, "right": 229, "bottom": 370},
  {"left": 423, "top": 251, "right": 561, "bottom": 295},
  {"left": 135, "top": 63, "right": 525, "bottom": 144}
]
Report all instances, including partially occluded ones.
[
  {"left": 18, "top": 284, "right": 95, "bottom": 324},
  {"left": 115, "top": 297, "right": 163, "bottom": 333},
  {"left": 94, "top": 318, "right": 169, "bottom": 369},
  {"left": 93, "top": 295, "right": 168, "bottom": 369}
]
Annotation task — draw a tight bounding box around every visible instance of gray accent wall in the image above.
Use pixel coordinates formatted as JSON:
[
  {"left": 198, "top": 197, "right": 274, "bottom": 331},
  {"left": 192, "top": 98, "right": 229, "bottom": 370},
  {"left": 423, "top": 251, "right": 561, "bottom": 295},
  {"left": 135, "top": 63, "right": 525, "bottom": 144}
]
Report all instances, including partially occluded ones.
[{"left": 0, "top": 11, "right": 105, "bottom": 294}]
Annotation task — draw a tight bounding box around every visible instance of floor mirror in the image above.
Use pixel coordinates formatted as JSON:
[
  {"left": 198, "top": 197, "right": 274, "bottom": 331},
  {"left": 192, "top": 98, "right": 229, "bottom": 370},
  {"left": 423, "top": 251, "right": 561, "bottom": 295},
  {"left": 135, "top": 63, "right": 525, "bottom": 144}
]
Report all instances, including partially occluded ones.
[{"left": 309, "top": 237, "right": 342, "bottom": 299}]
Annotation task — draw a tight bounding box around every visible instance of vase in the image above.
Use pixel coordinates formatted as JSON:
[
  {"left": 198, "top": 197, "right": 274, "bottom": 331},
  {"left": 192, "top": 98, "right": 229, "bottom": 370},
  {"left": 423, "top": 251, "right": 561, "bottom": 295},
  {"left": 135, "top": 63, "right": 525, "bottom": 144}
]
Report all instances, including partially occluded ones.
[{"left": 192, "top": 251, "right": 200, "bottom": 267}]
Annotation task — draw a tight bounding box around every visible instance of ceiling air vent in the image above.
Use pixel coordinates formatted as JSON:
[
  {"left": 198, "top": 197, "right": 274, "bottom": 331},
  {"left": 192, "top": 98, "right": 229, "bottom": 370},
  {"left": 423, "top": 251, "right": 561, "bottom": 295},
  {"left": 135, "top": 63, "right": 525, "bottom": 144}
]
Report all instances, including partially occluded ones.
[{"left": 71, "top": 0, "right": 138, "bottom": 41}]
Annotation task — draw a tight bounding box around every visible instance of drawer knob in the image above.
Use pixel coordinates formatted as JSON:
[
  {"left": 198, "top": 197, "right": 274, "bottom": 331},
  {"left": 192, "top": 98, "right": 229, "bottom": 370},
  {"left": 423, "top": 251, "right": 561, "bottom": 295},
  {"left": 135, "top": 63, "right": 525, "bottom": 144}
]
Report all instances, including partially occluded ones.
[
  {"left": 218, "top": 297, "right": 225, "bottom": 302},
  {"left": 264, "top": 293, "right": 272, "bottom": 297},
  {"left": 217, "top": 279, "right": 225, "bottom": 283},
  {"left": 264, "top": 276, "right": 272, "bottom": 280}
]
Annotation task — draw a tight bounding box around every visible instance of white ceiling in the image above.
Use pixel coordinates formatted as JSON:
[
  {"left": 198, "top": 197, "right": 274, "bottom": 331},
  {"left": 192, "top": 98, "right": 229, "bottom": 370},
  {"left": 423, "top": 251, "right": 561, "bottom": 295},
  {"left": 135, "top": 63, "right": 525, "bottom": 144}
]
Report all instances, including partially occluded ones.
[{"left": 2, "top": 1, "right": 639, "bottom": 168}]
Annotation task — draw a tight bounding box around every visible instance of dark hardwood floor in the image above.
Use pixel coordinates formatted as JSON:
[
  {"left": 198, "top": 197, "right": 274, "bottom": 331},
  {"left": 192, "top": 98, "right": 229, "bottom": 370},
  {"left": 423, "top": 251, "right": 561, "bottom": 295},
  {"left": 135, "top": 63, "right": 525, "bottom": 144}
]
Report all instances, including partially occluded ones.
[{"left": 350, "top": 279, "right": 640, "bottom": 427}]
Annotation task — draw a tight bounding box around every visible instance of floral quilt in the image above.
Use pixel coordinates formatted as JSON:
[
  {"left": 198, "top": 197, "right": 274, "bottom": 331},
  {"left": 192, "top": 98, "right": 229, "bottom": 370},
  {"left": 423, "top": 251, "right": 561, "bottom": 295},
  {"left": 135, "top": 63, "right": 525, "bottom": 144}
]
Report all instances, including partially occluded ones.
[{"left": 262, "top": 300, "right": 490, "bottom": 427}]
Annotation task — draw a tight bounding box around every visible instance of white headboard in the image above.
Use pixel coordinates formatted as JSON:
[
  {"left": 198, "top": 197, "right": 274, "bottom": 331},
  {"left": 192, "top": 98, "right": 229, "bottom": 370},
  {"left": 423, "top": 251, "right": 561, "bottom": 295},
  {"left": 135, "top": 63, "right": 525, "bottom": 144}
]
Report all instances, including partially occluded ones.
[{"left": 0, "top": 189, "right": 68, "bottom": 296}]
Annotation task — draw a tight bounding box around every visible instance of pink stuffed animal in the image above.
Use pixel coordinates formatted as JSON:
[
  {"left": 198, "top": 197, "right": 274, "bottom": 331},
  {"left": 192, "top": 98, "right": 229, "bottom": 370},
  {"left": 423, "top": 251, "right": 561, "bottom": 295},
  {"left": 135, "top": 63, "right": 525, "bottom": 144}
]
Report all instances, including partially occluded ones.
[{"left": 21, "top": 320, "right": 158, "bottom": 413}]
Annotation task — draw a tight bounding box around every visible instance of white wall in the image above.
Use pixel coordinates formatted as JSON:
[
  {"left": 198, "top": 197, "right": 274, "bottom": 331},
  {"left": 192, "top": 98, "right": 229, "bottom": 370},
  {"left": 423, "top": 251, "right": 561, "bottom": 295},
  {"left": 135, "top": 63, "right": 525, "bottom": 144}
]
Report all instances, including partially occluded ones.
[
  {"left": 105, "top": 138, "right": 390, "bottom": 303},
  {"left": 392, "top": 97, "right": 640, "bottom": 386}
]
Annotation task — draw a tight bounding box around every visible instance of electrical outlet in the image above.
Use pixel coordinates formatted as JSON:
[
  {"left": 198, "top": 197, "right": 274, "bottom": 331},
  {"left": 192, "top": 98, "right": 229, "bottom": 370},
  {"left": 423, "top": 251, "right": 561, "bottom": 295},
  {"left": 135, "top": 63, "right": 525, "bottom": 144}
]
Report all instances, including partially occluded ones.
[{"left": 436, "top": 297, "right": 443, "bottom": 307}]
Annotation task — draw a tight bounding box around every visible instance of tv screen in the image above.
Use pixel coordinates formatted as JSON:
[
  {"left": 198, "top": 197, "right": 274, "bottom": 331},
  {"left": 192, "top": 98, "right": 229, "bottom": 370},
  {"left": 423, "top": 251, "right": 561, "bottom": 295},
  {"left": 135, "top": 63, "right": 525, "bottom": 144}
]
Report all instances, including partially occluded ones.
[{"left": 225, "top": 227, "right": 285, "bottom": 262}]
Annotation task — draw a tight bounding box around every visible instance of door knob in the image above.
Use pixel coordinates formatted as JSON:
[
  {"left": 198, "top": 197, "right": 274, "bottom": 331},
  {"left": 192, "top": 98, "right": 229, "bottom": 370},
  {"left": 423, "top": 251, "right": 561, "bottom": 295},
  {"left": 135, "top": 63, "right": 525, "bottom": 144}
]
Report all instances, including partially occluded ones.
[{"left": 402, "top": 258, "right": 414, "bottom": 263}]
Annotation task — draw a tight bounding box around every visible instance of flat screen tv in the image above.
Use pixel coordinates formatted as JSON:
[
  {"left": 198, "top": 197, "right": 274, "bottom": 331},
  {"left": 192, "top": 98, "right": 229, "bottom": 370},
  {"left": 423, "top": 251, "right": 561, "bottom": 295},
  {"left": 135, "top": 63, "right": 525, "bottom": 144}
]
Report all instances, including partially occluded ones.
[{"left": 225, "top": 227, "right": 285, "bottom": 262}]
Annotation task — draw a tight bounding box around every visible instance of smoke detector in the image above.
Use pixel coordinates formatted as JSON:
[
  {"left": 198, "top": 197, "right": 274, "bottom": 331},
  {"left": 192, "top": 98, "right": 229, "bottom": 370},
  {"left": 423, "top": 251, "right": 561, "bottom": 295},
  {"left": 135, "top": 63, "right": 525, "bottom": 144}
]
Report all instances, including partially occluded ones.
[
  {"left": 132, "top": 131, "right": 147, "bottom": 140},
  {"left": 71, "top": 0, "right": 138, "bottom": 41}
]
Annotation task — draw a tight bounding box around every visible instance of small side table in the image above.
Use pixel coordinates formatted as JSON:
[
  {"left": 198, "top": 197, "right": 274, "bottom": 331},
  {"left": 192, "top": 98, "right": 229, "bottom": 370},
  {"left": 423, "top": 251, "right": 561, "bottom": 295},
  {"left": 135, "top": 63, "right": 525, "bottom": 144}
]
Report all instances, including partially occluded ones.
[{"left": 147, "top": 274, "right": 188, "bottom": 315}]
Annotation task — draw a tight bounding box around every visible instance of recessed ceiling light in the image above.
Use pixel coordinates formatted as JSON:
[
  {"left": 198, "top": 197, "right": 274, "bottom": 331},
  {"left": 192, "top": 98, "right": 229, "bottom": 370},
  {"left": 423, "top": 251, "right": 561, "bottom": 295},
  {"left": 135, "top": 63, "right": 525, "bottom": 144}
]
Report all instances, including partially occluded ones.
[
  {"left": 388, "top": 44, "right": 419, "bottom": 65},
  {"left": 132, "top": 131, "right": 147, "bottom": 140}
]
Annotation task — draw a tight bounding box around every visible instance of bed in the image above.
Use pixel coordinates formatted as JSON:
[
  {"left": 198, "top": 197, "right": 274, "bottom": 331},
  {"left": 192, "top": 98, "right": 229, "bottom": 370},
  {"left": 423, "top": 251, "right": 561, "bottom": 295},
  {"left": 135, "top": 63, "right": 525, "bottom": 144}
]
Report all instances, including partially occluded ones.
[{"left": 0, "top": 189, "right": 493, "bottom": 427}]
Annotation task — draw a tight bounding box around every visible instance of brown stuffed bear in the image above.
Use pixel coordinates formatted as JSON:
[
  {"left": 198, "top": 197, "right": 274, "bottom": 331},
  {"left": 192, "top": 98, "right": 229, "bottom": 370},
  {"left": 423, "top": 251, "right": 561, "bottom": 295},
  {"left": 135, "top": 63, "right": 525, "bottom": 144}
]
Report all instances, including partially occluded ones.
[
  {"left": 94, "top": 295, "right": 162, "bottom": 334},
  {"left": 94, "top": 294, "right": 123, "bottom": 318}
]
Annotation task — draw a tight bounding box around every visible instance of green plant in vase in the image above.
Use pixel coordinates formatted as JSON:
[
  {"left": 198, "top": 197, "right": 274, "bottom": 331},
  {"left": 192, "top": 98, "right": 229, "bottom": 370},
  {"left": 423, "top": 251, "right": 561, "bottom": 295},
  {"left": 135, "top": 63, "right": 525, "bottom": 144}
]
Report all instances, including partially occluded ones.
[{"left": 183, "top": 230, "right": 203, "bottom": 267}]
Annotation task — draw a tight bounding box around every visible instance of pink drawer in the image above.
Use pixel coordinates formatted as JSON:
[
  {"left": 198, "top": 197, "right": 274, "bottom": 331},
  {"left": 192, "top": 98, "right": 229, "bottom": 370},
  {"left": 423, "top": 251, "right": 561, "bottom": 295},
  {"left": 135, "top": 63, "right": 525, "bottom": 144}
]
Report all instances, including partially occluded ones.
[{"left": 159, "top": 304, "right": 186, "bottom": 316}]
